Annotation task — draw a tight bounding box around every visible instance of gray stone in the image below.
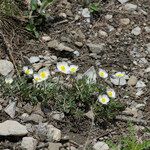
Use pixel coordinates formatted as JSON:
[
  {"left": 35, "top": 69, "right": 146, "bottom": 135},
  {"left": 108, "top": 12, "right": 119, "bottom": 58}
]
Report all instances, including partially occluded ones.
[
  {"left": 118, "top": 0, "right": 129, "bottom": 4},
  {"left": 75, "top": 42, "right": 83, "bottom": 47},
  {"left": 42, "top": 35, "right": 51, "bottom": 42},
  {"left": 48, "top": 142, "right": 62, "bottom": 150},
  {"left": 50, "top": 111, "right": 65, "bottom": 121},
  {"left": 87, "top": 43, "right": 105, "bottom": 54},
  {"left": 82, "top": 8, "right": 90, "bottom": 18},
  {"left": 131, "top": 26, "right": 141, "bottom": 35},
  {"left": 35, "top": 123, "right": 47, "bottom": 140},
  {"left": 47, "top": 125, "right": 61, "bottom": 141},
  {"left": 26, "top": 113, "right": 44, "bottom": 123},
  {"left": 93, "top": 141, "right": 109, "bottom": 150},
  {"left": 83, "top": 66, "right": 97, "bottom": 84},
  {"left": 4, "top": 102, "right": 16, "bottom": 118},
  {"left": 21, "top": 137, "right": 38, "bottom": 150},
  {"left": 0, "top": 120, "right": 28, "bottom": 136},
  {"left": 136, "top": 80, "right": 146, "bottom": 88},
  {"left": 98, "top": 30, "right": 108, "bottom": 37},
  {"left": 124, "top": 3, "right": 137, "bottom": 11},
  {"left": 120, "top": 18, "right": 130, "bottom": 25},
  {"left": 73, "top": 51, "right": 80, "bottom": 57},
  {"left": 0, "top": 104, "right": 2, "bottom": 111},
  {"left": 0, "top": 60, "right": 14, "bottom": 76},
  {"left": 105, "top": 14, "right": 113, "bottom": 20},
  {"left": 127, "top": 76, "right": 138, "bottom": 86},
  {"left": 145, "top": 26, "right": 150, "bottom": 33},
  {"left": 146, "top": 43, "right": 150, "bottom": 53},
  {"left": 29, "top": 56, "right": 40, "bottom": 64},
  {"left": 48, "top": 40, "right": 74, "bottom": 52}
]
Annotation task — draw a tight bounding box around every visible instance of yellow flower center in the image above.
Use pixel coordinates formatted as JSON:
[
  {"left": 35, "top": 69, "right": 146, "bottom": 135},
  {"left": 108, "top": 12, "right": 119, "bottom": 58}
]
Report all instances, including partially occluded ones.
[
  {"left": 40, "top": 72, "right": 46, "bottom": 78},
  {"left": 101, "top": 98, "right": 106, "bottom": 103},
  {"left": 70, "top": 67, "right": 76, "bottom": 73},
  {"left": 108, "top": 91, "right": 113, "bottom": 97},
  {"left": 116, "top": 74, "right": 124, "bottom": 77},
  {"left": 25, "top": 70, "right": 30, "bottom": 75},
  {"left": 60, "top": 66, "right": 66, "bottom": 72},
  {"left": 35, "top": 77, "right": 40, "bottom": 81},
  {"left": 99, "top": 72, "right": 105, "bottom": 77}
]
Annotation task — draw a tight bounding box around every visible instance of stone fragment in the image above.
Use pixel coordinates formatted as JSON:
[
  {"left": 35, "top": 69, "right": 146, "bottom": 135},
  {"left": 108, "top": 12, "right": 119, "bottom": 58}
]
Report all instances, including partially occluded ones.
[
  {"left": 87, "top": 43, "right": 105, "bottom": 54},
  {"left": 47, "top": 125, "right": 61, "bottom": 141},
  {"left": 93, "top": 141, "right": 109, "bottom": 150},
  {"left": 131, "top": 26, "right": 141, "bottom": 35},
  {"left": 4, "top": 102, "right": 16, "bottom": 118},
  {"left": 0, "top": 60, "right": 14, "bottom": 76},
  {"left": 48, "top": 142, "right": 62, "bottom": 150},
  {"left": 127, "top": 76, "right": 138, "bottom": 86},
  {"left": 124, "top": 3, "right": 137, "bottom": 11},
  {"left": 21, "top": 137, "right": 38, "bottom": 150},
  {"left": 120, "top": 18, "right": 130, "bottom": 25},
  {"left": 118, "top": 0, "right": 129, "bottom": 4},
  {"left": 48, "top": 40, "right": 74, "bottom": 52},
  {"left": 29, "top": 56, "right": 40, "bottom": 64},
  {"left": 0, "top": 120, "right": 28, "bottom": 136}
]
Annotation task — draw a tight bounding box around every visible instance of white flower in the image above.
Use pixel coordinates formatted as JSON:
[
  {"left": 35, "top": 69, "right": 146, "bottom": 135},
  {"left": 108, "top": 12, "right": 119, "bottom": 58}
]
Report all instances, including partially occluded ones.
[
  {"left": 69, "top": 65, "right": 78, "bottom": 74},
  {"left": 114, "top": 72, "right": 125, "bottom": 78},
  {"left": 33, "top": 74, "right": 42, "bottom": 83},
  {"left": 23, "top": 66, "right": 33, "bottom": 75},
  {"left": 57, "top": 62, "right": 70, "bottom": 74},
  {"left": 98, "top": 69, "right": 108, "bottom": 78},
  {"left": 106, "top": 88, "right": 116, "bottom": 98},
  {"left": 38, "top": 68, "right": 50, "bottom": 81},
  {"left": 5, "top": 77, "right": 13, "bottom": 84},
  {"left": 98, "top": 94, "right": 110, "bottom": 105}
]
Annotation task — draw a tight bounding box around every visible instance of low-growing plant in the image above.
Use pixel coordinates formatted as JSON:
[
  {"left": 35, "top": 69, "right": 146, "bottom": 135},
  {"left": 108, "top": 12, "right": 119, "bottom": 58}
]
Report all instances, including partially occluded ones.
[
  {"left": 0, "top": 63, "right": 126, "bottom": 121},
  {"left": 25, "top": 0, "right": 54, "bottom": 38},
  {"left": 89, "top": 2, "right": 101, "bottom": 13},
  {"left": 107, "top": 124, "right": 150, "bottom": 150}
]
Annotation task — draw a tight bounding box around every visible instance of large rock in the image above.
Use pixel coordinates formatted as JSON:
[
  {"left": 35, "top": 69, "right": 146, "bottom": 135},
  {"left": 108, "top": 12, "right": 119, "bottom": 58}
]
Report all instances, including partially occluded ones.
[
  {"left": 124, "top": 3, "right": 137, "bottom": 11},
  {"left": 118, "top": 0, "right": 129, "bottom": 4},
  {"left": 131, "top": 26, "right": 141, "bottom": 36},
  {"left": 0, "top": 120, "right": 28, "bottom": 136},
  {"left": 0, "top": 60, "right": 14, "bottom": 76},
  {"left": 21, "top": 137, "right": 38, "bottom": 150}
]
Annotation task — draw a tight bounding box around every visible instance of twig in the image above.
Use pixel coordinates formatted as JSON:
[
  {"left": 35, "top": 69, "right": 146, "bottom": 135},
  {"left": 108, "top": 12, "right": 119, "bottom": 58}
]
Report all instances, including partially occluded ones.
[{"left": 116, "top": 115, "right": 149, "bottom": 126}]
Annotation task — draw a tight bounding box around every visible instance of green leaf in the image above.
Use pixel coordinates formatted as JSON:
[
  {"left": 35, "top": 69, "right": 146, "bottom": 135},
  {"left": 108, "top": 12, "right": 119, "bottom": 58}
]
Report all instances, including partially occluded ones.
[{"left": 31, "top": 0, "right": 38, "bottom": 11}]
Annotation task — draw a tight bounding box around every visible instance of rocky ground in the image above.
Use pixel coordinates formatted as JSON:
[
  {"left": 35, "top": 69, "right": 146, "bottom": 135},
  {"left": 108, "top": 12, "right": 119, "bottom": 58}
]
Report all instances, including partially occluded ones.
[{"left": 0, "top": 0, "right": 150, "bottom": 150}]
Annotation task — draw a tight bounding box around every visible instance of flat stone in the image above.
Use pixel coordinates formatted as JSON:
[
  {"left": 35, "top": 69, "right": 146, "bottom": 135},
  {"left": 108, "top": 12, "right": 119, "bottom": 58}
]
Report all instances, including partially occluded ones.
[
  {"left": 136, "top": 80, "right": 146, "bottom": 88},
  {"left": 0, "top": 60, "right": 14, "bottom": 76},
  {"left": 47, "top": 125, "right": 61, "bottom": 141},
  {"left": 21, "top": 137, "right": 38, "bottom": 150},
  {"left": 83, "top": 66, "right": 97, "bottom": 84},
  {"left": 50, "top": 111, "right": 65, "bottom": 121},
  {"left": 87, "top": 43, "right": 105, "bottom": 54},
  {"left": 75, "top": 42, "right": 83, "bottom": 47},
  {"left": 48, "top": 142, "right": 62, "bottom": 150},
  {"left": 29, "top": 56, "right": 40, "bottom": 64},
  {"left": 105, "top": 14, "right": 113, "bottom": 20},
  {"left": 48, "top": 40, "right": 74, "bottom": 52},
  {"left": 131, "top": 26, "right": 141, "bottom": 35},
  {"left": 118, "top": 0, "right": 129, "bottom": 4},
  {"left": 93, "top": 141, "right": 109, "bottom": 150},
  {"left": 98, "top": 30, "right": 108, "bottom": 37},
  {"left": 0, "top": 120, "right": 28, "bottom": 136},
  {"left": 146, "top": 43, "right": 150, "bottom": 53},
  {"left": 124, "top": 3, "right": 137, "bottom": 11},
  {"left": 127, "top": 76, "right": 138, "bottom": 86},
  {"left": 42, "top": 35, "right": 51, "bottom": 42},
  {"left": 110, "top": 77, "right": 127, "bottom": 86},
  {"left": 25, "top": 113, "right": 44, "bottom": 123},
  {"left": 145, "top": 26, "right": 150, "bottom": 33},
  {"left": 82, "top": 8, "right": 90, "bottom": 18},
  {"left": 4, "top": 102, "right": 16, "bottom": 118},
  {"left": 120, "top": 18, "right": 130, "bottom": 25}
]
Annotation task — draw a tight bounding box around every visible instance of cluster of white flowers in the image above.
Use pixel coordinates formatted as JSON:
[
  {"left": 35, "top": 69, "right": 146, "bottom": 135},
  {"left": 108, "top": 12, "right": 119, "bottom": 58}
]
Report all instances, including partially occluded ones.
[
  {"left": 57, "top": 62, "right": 78, "bottom": 74},
  {"left": 4, "top": 64, "right": 126, "bottom": 107},
  {"left": 98, "top": 69, "right": 126, "bottom": 105}
]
